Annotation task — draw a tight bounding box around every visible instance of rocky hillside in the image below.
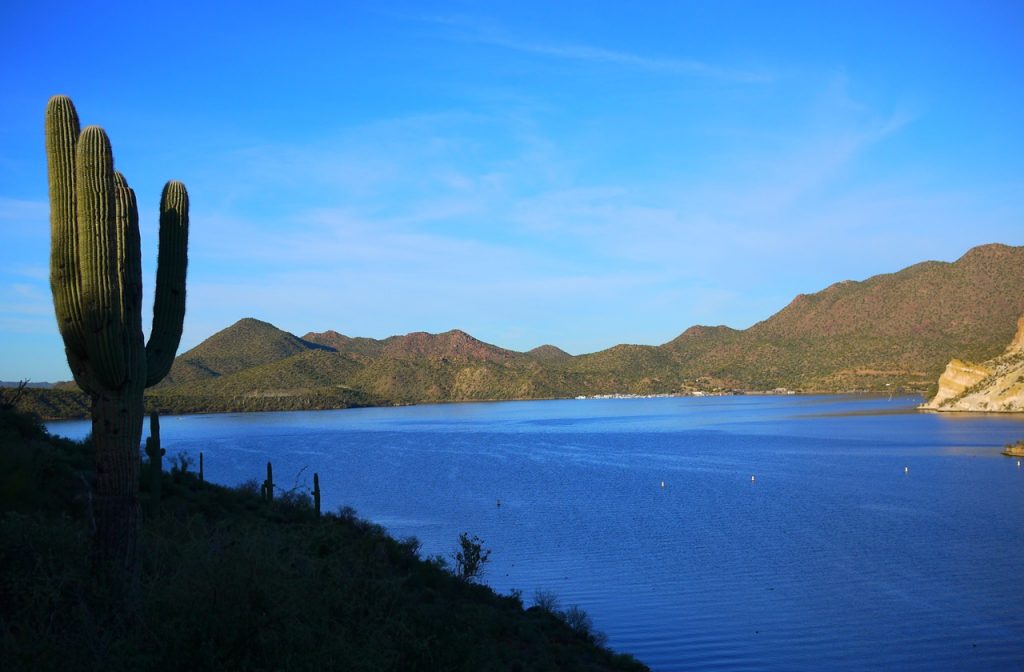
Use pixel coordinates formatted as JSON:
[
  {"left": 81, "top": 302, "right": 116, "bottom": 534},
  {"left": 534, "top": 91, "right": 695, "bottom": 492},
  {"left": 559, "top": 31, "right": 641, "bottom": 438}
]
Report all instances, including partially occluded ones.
[
  {"left": 922, "top": 316, "right": 1024, "bottom": 413},
  {"left": 658, "top": 243, "right": 1024, "bottom": 391},
  {"left": 29, "top": 242, "right": 1024, "bottom": 418},
  {"left": 303, "top": 328, "right": 524, "bottom": 364},
  {"left": 161, "top": 318, "right": 332, "bottom": 386},
  {"left": 150, "top": 243, "right": 1024, "bottom": 404}
]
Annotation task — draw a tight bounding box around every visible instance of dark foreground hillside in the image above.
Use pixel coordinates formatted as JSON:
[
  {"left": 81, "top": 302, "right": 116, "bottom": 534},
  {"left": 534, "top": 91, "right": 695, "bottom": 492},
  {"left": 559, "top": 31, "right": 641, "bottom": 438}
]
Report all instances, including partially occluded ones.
[{"left": 0, "top": 408, "right": 646, "bottom": 672}]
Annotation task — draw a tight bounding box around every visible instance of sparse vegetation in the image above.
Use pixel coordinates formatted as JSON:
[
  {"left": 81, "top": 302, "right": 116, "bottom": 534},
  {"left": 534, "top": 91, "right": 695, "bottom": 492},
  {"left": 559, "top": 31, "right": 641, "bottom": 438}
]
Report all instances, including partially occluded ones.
[
  {"left": 0, "top": 407, "right": 647, "bottom": 671},
  {"left": 531, "top": 590, "right": 608, "bottom": 647},
  {"left": 452, "top": 532, "right": 491, "bottom": 582}
]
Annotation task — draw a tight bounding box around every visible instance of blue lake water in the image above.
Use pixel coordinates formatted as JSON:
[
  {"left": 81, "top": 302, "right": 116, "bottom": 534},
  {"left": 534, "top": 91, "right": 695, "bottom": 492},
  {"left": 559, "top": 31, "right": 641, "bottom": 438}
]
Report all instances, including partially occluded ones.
[{"left": 47, "top": 395, "right": 1024, "bottom": 670}]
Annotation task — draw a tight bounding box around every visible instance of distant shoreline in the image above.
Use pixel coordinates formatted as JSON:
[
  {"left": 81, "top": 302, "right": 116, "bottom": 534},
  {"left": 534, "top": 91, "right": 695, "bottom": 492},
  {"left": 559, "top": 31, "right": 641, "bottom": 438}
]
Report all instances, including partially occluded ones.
[
  {"left": 1003, "top": 442, "right": 1024, "bottom": 457},
  {"left": 35, "top": 389, "right": 930, "bottom": 423}
]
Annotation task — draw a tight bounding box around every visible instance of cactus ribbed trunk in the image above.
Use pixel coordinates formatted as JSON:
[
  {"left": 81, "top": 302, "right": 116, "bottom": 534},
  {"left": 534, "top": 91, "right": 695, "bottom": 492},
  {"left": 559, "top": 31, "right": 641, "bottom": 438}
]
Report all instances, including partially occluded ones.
[{"left": 91, "top": 387, "right": 143, "bottom": 586}]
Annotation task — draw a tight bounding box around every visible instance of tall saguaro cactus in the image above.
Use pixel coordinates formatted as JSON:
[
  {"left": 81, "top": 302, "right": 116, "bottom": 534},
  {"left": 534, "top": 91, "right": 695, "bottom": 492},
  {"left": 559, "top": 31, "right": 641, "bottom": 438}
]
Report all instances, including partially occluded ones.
[{"left": 45, "top": 95, "right": 189, "bottom": 586}]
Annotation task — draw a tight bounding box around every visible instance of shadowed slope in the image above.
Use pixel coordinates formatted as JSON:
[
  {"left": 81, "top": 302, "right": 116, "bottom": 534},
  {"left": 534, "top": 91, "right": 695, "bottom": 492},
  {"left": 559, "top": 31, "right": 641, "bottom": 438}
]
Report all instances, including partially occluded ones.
[{"left": 162, "top": 318, "right": 333, "bottom": 386}]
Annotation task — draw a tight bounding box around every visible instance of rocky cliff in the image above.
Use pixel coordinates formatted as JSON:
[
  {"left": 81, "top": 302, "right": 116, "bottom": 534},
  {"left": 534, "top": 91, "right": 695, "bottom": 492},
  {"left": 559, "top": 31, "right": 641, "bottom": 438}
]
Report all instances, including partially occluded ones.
[{"left": 922, "top": 316, "right": 1024, "bottom": 412}]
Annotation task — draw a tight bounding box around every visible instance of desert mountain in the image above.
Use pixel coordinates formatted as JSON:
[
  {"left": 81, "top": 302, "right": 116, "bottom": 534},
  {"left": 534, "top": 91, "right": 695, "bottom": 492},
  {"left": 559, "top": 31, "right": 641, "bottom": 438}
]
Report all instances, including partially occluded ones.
[
  {"left": 160, "top": 318, "right": 334, "bottom": 386},
  {"left": 144, "top": 242, "right": 1024, "bottom": 410},
  {"left": 303, "top": 328, "right": 523, "bottom": 364},
  {"left": 658, "top": 243, "right": 1024, "bottom": 390},
  {"left": 526, "top": 345, "right": 574, "bottom": 362}
]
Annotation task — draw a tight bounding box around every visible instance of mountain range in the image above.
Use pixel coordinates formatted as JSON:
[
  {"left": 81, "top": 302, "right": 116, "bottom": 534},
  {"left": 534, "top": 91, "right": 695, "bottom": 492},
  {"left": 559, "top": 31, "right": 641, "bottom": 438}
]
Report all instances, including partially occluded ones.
[{"left": 126, "top": 242, "right": 1024, "bottom": 414}]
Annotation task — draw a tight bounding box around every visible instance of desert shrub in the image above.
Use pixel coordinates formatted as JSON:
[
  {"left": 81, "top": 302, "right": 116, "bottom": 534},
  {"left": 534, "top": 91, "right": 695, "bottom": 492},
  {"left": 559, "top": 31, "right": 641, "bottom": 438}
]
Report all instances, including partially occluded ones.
[
  {"left": 452, "top": 532, "right": 491, "bottom": 582},
  {"left": 533, "top": 588, "right": 560, "bottom": 613}
]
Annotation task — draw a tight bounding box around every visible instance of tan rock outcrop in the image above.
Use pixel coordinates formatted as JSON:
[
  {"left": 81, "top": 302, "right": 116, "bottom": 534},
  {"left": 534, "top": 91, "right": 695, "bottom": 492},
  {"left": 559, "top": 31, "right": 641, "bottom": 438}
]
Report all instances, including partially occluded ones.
[
  {"left": 922, "top": 316, "right": 1024, "bottom": 412},
  {"left": 925, "top": 359, "right": 994, "bottom": 407}
]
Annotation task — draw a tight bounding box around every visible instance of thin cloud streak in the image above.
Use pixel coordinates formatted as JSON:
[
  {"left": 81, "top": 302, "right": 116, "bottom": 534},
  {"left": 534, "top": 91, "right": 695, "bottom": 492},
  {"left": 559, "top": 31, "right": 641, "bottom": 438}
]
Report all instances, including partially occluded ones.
[
  {"left": 410, "top": 13, "right": 773, "bottom": 83},
  {"left": 173, "top": 76, "right": 1021, "bottom": 351}
]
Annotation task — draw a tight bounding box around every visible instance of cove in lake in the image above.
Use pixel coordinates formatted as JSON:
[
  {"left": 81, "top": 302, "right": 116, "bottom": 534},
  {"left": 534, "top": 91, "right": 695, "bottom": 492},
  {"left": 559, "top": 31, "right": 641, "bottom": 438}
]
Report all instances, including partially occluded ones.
[{"left": 48, "top": 395, "right": 1024, "bottom": 671}]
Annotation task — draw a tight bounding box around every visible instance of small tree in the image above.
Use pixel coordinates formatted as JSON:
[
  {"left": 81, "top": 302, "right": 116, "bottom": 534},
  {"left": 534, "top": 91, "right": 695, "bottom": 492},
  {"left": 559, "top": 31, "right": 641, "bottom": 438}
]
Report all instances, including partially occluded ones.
[
  {"left": 0, "top": 380, "right": 29, "bottom": 409},
  {"left": 452, "top": 532, "right": 491, "bottom": 582}
]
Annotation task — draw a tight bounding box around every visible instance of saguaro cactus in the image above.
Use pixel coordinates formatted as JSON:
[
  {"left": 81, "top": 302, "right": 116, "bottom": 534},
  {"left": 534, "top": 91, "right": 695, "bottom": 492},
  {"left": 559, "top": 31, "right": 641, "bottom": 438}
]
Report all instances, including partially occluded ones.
[
  {"left": 313, "top": 473, "right": 321, "bottom": 518},
  {"left": 144, "top": 411, "right": 165, "bottom": 509},
  {"left": 264, "top": 461, "right": 274, "bottom": 502},
  {"left": 45, "top": 95, "right": 189, "bottom": 585}
]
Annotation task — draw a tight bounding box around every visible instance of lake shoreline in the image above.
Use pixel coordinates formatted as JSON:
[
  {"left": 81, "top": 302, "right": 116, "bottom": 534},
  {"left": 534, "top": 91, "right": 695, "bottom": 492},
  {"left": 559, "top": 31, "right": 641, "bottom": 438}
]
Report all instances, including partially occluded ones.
[{"left": 29, "top": 387, "right": 927, "bottom": 422}]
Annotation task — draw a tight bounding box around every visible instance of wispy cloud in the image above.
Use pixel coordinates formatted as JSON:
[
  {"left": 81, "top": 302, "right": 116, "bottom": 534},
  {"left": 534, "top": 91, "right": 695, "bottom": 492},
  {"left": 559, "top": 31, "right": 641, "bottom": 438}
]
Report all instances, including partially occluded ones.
[
  {"left": 13, "top": 68, "right": 1008, "bottom": 359},
  {"left": 408, "top": 13, "right": 773, "bottom": 83},
  {"left": 0, "top": 197, "right": 49, "bottom": 241}
]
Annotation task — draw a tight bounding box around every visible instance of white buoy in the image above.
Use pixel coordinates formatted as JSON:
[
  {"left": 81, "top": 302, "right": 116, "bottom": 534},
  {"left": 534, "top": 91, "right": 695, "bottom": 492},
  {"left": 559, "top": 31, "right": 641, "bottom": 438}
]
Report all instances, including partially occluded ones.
[
  {"left": 660, "top": 480, "right": 665, "bottom": 489},
  {"left": 1017, "top": 460, "right": 1021, "bottom": 468},
  {"left": 751, "top": 475, "right": 756, "bottom": 482},
  {"left": 904, "top": 466, "right": 909, "bottom": 474}
]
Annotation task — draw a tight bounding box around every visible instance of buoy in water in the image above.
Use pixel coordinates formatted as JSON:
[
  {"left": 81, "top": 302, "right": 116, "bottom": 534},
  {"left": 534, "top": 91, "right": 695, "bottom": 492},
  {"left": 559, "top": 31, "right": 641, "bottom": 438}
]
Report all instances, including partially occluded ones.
[
  {"left": 496, "top": 499, "right": 501, "bottom": 507},
  {"left": 904, "top": 466, "right": 909, "bottom": 474},
  {"left": 751, "top": 475, "right": 756, "bottom": 482},
  {"left": 660, "top": 480, "right": 665, "bottom": 489}
]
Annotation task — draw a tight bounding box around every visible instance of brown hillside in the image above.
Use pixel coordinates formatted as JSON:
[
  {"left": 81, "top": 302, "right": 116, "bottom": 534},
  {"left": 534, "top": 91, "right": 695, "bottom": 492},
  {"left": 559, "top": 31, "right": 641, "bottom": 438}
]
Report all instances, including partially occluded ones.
[
  {"left": 527, "top": 344, "right": 574, "bottom": 361},
  {"left": 127, "top": 241, "right": 1024, "bottom": 415},
  {"left": 161, "top": 318, "right": 332, "bottom": 386},
  {"left": 660, "top": 243, "right": 1024, "bottom": 390}
]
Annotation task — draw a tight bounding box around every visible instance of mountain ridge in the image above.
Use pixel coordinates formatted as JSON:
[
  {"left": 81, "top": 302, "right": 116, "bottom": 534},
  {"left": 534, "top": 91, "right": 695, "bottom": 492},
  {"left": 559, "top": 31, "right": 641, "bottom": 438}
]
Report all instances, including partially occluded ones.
[{"left": 39, "top": 242, "right": 1024, "bottom": 417}]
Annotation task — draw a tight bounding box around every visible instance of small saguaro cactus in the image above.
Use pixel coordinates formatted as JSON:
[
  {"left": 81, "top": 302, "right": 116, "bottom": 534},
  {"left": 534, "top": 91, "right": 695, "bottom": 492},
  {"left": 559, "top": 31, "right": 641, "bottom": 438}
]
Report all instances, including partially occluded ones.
[
  {"left": 45, "top": 95, "right": 189, "bottom": 583},
  {"left": 144, "top": 411, "right": 165, "bottom": 508},
  {"left": 264, "top": 461, "right": 274, "bottom": 502},
  {"left": 313, "top": 473, "right": 321, "bottom": 518}
]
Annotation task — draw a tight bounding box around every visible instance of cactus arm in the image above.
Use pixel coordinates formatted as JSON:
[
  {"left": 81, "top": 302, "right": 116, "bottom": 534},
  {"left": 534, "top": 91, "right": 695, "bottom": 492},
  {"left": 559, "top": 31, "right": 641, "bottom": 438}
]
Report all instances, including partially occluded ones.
[
  {"left": 76, "top": 126, "right": 128, "bottom": 389},
  {"left": 65, "top": 345, "right": 99, "bottom": 395},
  {"left": 45, "top": 95, "right": 87, "bottom": 359},
  {"left": 145, "top": 180, "right": 189, "bottom": 387},
  {"left": 114, "top": 172, "right": 143, "bottom": 345}
]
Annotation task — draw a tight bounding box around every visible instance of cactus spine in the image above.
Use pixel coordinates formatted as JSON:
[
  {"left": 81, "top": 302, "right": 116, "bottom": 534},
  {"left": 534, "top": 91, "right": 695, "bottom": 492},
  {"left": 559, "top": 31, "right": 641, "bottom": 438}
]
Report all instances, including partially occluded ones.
[
  {"left": 144, "top": 411, "right": 165, "bottom": 510},
  {"left": 313, "top": 473, "right": 321, "bottom": 518},
  {"left": 45, "top": 95, "right": 189, "bottom": 585}
]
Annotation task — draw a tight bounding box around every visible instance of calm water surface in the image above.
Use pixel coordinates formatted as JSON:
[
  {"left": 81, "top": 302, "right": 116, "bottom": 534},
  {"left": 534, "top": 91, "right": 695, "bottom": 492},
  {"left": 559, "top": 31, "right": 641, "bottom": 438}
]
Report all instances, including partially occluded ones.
[{"left": 48, "top": 396, "right": 1024, "bottom": 671}]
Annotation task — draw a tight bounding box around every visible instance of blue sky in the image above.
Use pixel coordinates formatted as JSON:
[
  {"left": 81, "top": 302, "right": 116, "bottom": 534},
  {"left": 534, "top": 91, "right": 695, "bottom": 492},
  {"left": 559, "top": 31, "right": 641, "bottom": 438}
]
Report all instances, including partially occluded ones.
[{"left": 2, "top": 1, "right": 1022, "bottom": 381}]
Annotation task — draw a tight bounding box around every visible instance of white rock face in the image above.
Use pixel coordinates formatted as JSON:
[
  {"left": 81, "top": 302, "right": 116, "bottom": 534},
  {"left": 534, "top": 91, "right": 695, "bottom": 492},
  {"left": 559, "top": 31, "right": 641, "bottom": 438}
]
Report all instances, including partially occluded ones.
[{"left": 923, "top": 317, "right": 1024, "bottom": 412}]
